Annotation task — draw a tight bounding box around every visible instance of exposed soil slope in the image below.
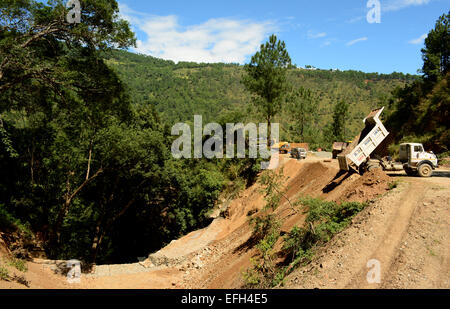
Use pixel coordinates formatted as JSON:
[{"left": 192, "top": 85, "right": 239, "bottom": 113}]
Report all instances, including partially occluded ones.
[
  {"left": 1, "top": 156, "right": 448, "bottom": 289},
  {"left": 285, "top": 172, "right": 450, "bottom": 289}
]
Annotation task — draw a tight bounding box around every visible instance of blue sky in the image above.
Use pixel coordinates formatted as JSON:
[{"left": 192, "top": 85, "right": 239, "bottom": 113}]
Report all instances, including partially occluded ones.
[{"left": 117, "top": 0, "right": 449, "bottom": 74}]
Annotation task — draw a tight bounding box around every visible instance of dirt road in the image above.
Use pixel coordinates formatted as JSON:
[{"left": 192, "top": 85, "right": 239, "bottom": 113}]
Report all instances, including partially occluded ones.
[{"left": 285, "top": 170, "right": 450, "bottom": 289}]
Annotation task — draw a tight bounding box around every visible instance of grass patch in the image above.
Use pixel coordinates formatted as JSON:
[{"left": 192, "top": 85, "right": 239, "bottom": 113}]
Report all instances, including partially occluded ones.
[
  {"left": 8, "top": 258, "right": 28, "bottom": 272},
  {"left": 243, "top": 215, "right": 281, "bottom": 288},
  {"left": 0, "top": 265, "right": 9, "bottom": 281},
  {"left": 243, "top": 195, "right": 368, "bottom": 288},
  {"left": 388, "top": 180, "right": 399, "bottom": 190},
  {"left": 0, "top": 262, "right": 29, "bottom": 286},
  {"left": 282, "top": 198, "right": 366, "bottom": 267},
  {"left": 243, "top": 169, "right": 287, "bottom": 288}
]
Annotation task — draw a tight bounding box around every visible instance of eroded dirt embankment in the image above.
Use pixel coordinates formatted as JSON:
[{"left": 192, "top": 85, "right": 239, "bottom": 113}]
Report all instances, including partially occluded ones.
[
  {"left": 5, "top": 155, "right": 446, "bottom": 289},
  {"left": 173, "top": 158, "right": 394, "bottom": 289},
  {"left": 284, "top": 175, "right": 450, "bottom": 289}
]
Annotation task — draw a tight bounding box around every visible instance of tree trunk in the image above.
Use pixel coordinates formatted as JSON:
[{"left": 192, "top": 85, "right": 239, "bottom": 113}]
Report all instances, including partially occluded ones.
[
  {"left": 89, "top": 198, "right": 135, "bottom": 264},
  {"left": 90, "top": 219, "right": 104, "bottom": 264},
  {"left": 267, "top": 116, "right": 272, "bottom": 147},
  {"left": 50, "top": 168, "right": 103, "bottom": 246}
]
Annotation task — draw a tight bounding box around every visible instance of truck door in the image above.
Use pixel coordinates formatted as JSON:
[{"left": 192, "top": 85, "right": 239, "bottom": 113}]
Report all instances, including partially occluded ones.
[{"left": 413, "top": 145, "right": 424, "bottom": 159}]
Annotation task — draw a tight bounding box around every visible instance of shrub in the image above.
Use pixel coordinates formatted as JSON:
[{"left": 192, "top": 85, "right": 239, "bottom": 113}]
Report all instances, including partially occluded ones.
[
  {"left": 8, "top": 258, "right": 28, "bottom": 272},
  {"left": 0, "top": 265, "right": 9, "bottom": 281},
  {"left": 0, "top": 204, "right": 32, "bottom": 236},
  {"left": 278, "top": 198, "right": 367, "bottom": 284}
]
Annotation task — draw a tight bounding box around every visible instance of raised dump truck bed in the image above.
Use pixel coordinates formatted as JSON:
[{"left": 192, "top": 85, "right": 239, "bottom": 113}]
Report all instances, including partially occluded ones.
[{"left": 338, "top": 107, "right": 390, "bottom": 172}]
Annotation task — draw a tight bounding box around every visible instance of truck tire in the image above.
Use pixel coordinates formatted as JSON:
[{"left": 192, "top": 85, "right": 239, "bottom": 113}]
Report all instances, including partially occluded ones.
[
  {"left": 418, "top": 163, "right": 433, "bottom": 177},
  {"left": 358, "top": 164, "right": 368, "bottom": 175}
]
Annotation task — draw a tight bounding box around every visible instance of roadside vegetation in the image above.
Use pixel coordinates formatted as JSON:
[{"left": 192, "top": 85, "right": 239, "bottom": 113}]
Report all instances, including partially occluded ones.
[
  {"left": 385, "top": 12, "right": 449, "bottom": 154},
  {"left": 0, "top": 0, "right": 260, "bottom": 265},
  {"left": 243, "top": 174, "right": 368, "bottom": 288},
  {"left": 0, "top": 256, "right": 29, "bottom": 287},
  {"left": 0, "top": 265, "right": 9, "bottom": 281}
]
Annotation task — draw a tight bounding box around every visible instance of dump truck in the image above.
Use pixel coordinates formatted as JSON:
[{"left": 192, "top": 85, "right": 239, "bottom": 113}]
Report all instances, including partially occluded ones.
[
  {"left": 291, "top": 147, "right": 307, "bottom": 160},
  {"left": 338, "top": 107, "right": 438, "bottom": 177},
  {"left": 278, "top": 142, "right": 290, "bottom": 154}
]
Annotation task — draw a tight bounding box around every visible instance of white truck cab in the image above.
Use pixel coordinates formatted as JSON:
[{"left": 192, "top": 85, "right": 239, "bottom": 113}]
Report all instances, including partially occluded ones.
[{"left": 399, "top": 143, "right": 438, "bottom": 177}]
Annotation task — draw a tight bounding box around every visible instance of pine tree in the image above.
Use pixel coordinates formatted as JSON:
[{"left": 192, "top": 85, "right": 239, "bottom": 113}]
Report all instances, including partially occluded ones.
[
  {"left": 243, "top": 34, "right": 292, "bottom": 146},
  {"left": 331, "top": 100, "right": 349, "bottom": 141}
]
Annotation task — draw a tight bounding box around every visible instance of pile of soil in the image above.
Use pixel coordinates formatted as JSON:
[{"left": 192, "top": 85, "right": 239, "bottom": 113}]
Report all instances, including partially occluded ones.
[
  {"left": 285, "top": 161, "right": 340, "bottom": 199},
  {"left": 339, "top": 169, "right": 393, "bottom": 203}
]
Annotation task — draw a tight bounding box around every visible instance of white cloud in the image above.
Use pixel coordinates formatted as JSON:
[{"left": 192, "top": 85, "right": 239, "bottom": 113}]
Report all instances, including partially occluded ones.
[
  {"left": 383, "top": 0, "right": 432, "bottom": 12},
  {"left": 409, "top": 33, "right": 427, "bottom": 44},
  {"left": 307, "top": 30, "right": 327, "bottom": 39},
  {"left": 119, "top": 4, "right": 276, "bottom": 64},
  {"left": 346, "top": 37, "right": 368, "bottom": 46},
  {"left": 119, "top": 3, "right": 147, "bottom": 26}
]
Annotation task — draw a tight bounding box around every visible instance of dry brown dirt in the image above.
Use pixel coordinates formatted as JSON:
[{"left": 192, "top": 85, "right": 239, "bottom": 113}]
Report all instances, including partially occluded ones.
[
  {"left": 1, "top": 155, "right": 449, "bottom": 289},
  {"left": 284, "top": 171, "right": 450, "bottom": 289}
]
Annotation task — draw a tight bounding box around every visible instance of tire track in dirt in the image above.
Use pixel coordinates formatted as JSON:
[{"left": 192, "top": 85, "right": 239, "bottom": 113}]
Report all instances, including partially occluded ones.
[
  {"left": 379, "top": 178, "right": 450, "bottom": 288},
  {"left": 285, "top": 172, "right": 450, "bottom": 289},
  {"left": 346, "top": 180, "right": 426, "bottom": 288}
]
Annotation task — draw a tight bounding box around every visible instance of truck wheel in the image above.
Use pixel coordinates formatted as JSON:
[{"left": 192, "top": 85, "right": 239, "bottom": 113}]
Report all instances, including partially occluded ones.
[
  {"left": 418, "top": 164, "right": 432, "bottom": 177},
  {"left": 358, "top": 164, "right": 368, "bottom": 175}
]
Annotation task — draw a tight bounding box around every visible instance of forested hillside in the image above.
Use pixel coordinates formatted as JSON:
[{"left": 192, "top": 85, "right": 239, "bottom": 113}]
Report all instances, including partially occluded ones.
[
  {"left": 0, "top": 0, "right": 259, "bottom": 265},
  {"left": 385, "top": 12, "right": 449, "bottom": 155},
  {"left": 106, "top": 50, "right": 418, "bottom": 147}
]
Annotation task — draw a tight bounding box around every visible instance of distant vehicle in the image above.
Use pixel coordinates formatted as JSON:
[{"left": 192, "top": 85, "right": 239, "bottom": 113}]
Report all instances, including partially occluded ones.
[
  {"left": 279, "top": 142, "right": 290, "bottom": 154},
  {"left": 275, "top": 142, "right": 309, "bottom": 154},
  {"left": 291, "top": 148, "right": 307, "bottom": 160},
  {"left": 272, "top": 142, "right": 289, "bottom": 153},
  {"left": 338, "top": 107, "right": 438, "bottom": 177}
]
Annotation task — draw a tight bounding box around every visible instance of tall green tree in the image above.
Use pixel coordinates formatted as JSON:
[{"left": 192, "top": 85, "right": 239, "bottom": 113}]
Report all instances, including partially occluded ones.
[
  {"left": 386, "top": 11, "right": 449, "bottom": 153},
  {"left": 331, "top": 100, "right": 349, "bottom": 141},
  {"left": 287, "top": 87, "right": 319, "bottom": 142},
  {"left": 0, "top": 0, "right": 137, "bottom": 254},
  {"left": 421, "top": 12, "right": 450, "bottom": 82},
  {"left": 242, "top": 34, "right": 291, "bottom": 145},
  {"left": 0, "top": 0, "right": 135, "bottom": 93}
]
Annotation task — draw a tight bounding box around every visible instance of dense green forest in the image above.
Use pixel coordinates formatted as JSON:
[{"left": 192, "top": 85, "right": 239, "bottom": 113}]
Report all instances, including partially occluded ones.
[
  {"left": 105, "top": 50, "right": 418, "bottom": 147},
  {"left": 385, "top": 12, "right": 449, "bottom": 154},
  {"left": 0, "top": 0, "right": 260, "bottom": 264},
  {"left": 0, "top": 1, "right": 447, "bottom": 266}
]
